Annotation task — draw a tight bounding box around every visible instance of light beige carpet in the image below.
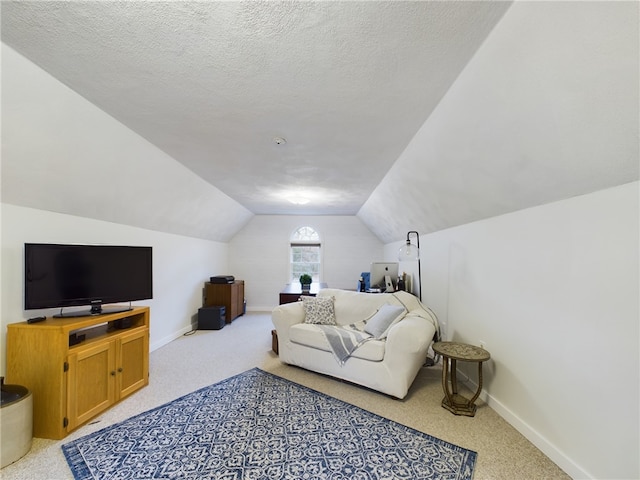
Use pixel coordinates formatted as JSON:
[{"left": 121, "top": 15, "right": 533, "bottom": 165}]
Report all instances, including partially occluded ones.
[{"left": 1, "top": 312, "right": 570, "bottom": 480}]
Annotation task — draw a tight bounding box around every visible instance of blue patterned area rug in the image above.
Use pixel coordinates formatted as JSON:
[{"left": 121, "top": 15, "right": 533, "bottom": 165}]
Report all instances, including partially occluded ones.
[{"left": 63, "top": 368, "right": 476, "bottom": 480}]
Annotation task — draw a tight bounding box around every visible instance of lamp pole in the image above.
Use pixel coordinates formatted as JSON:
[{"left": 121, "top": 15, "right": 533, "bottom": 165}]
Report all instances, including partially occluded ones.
[{"left": 399, "top": 231, "right": 421, "bottom": 302}]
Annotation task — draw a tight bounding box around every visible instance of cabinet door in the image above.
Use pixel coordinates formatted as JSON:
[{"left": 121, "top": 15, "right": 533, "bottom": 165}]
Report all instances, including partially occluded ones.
[
  {"left": 236, "top": 282, "right": 245, "bottom": 316},
  {"left": 205, "top": 283, "right": 233, "bottom": 321},
  {"left": 229, "top": 283, "right": 239, "bottom": 320},
  {"left": 67, "top": 341, "right": 116, "bottom": 431},
  {"left": 117, "top": 328, "right": 149, "bottom": 399}
]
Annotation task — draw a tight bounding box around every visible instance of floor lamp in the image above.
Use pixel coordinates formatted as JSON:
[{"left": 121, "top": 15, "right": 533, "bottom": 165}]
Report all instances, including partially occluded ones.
[
  {"left": 398, "top": 231, "right": 437, "bottom": 366},
  {"left": 397, "top": 231, "right": 421, "bottom": 301}
]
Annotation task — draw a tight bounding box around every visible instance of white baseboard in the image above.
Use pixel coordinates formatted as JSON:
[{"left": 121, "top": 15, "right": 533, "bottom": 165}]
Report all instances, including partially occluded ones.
[
  {"left": 150, "top": 324, "right": 194, "bottom": 352},
  {"left": 460, "top": 374, "right": 590, "bottom": 480},
  {"left": 246, "top": 306, "right": 275, "bottom": 314}
]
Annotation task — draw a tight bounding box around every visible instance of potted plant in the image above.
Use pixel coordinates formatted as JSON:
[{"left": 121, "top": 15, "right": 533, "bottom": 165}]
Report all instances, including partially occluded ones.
[{"left": 299, "top": 274, "right": 313, "bottom": 292}]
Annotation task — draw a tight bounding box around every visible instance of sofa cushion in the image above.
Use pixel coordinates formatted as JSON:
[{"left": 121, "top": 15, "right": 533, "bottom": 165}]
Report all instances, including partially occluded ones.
[
  {"left": 317, "top": 289, "right": 411, "bottom": 326},
  {"left": 289, "top": 324, "right": 386, "bottom": 361},
  {"left": 364, "top": 304, "right": 406, "bottom": 339},
  {"left": 301, "top": 296, "right": 336, "bottom": 325}
]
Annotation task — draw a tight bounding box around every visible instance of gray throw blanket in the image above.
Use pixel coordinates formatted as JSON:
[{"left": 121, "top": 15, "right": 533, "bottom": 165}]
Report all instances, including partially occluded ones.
[{"left": 317, "top": 323, "right": 373, "bottom": 365}]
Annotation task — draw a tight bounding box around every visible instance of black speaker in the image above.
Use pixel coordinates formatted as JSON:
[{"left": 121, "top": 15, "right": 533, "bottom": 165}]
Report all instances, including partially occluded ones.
[{"left": 198, "top": 306, "right": 226, "bottom": 330}]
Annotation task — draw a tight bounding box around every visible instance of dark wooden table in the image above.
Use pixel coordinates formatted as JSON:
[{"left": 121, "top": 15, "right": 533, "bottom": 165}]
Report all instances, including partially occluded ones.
[
  {"left": 432, "top": 341, "right": 491, "bottom": 417},
  {"left": 278, "top": 282, "right": 328, "bottom": 304}
]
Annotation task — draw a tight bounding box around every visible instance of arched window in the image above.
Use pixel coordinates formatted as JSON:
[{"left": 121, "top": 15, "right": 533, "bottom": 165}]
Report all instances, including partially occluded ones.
[{"left": 290, "top": 226, "right": 321, "bottom": 283}]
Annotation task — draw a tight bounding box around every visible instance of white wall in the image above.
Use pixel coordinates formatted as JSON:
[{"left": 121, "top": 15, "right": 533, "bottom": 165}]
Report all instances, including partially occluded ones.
[
  {"left": 229, "top": 215, "right": 383, "bottom": 310},
  {"left": 0, "top": 204, "right": 227, "bottom": 375},
  {"left": 385, "top": 183, "right": 639, "bottom": 480}
]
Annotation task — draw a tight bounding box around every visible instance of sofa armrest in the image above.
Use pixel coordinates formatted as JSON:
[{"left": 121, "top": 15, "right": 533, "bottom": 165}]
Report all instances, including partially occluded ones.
[
  {"left": 385, "top": 315, "right": 435, "bottom": 357},
  {"left": 272, "top": 302, "right": 305, "bottom": 337}
]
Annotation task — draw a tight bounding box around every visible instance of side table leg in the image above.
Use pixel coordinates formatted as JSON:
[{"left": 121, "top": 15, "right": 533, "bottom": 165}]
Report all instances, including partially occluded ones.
[
  {"left": 441, "top": 356, "right": 450, "bottom": 398},
  {"left": 450, "top": 359, "right": 458, "bottom": 395},
  {"left": 441, "top": 356, "right": 456, "bottom": 414},
  {"left": 468, "top": 361, "right": 484, "bottom": 405},
  {"left": 440, "top": 358, "right": 482, "bottom": 417}
]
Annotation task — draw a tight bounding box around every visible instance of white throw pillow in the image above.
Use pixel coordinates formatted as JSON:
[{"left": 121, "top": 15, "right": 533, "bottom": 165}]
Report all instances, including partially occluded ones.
[
  {"left": 301, "top": 296, "right": 337, "bottom": 325},
  {"left": 364, "top": 304, "right": 406, "bottom": 339}
]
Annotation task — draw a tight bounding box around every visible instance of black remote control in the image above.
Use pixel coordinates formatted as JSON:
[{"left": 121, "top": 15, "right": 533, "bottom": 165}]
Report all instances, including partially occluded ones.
[{"left": 27, "top": 316, "right": 46, "bottom": 324}]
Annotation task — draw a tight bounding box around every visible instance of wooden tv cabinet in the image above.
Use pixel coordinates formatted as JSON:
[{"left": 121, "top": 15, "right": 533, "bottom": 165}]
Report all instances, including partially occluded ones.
[{"left": 5, "top": 306, "right": 150, "bottom": 439}]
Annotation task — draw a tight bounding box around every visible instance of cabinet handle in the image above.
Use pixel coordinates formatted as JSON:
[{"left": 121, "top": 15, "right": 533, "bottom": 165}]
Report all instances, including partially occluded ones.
[
  {"left": 118, "top": 368, "right": 123, "bottom": 373},
  {"left": 110, "top": 371, "right": 116, "bottom": 376}
]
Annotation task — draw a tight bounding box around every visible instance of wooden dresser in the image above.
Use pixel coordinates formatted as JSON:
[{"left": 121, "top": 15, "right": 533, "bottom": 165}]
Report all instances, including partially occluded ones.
[{"left": 204, "top": 280, "right": 245, "bottom": 322}]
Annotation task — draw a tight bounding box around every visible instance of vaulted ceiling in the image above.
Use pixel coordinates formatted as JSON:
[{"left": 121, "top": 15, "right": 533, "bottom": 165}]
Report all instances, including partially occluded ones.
[{"left": 2, "top": 1, "right": 638, "bottom": 243}]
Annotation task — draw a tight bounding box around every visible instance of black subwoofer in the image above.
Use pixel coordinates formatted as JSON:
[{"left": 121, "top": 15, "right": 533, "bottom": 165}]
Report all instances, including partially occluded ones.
[{"left": 198, "top": 306, "right": 226, "bottom": 330}]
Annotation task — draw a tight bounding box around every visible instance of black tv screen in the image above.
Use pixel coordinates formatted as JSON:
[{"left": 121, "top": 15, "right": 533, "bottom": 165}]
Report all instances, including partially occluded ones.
[{"left": 25, "top": 243, "right": 153, "bottom": 316}]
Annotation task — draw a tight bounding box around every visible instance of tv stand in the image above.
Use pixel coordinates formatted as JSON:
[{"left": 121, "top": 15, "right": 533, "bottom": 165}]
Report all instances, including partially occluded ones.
[
  {"left": 53, "top": 304, "right": 134, "bottom": 318},
  {"left": 5, "top": 307, "right": 149, "bottom": 439}
]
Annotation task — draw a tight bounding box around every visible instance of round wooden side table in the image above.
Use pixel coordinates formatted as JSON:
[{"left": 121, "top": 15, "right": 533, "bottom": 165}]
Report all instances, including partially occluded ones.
[{"left": 432, "top": 341, "right": 490, "bottom": 417}]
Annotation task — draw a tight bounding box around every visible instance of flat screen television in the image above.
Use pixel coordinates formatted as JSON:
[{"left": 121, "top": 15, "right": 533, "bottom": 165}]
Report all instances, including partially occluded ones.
[{"left": 25, "top": 243, "right": 153, "bottom": 317}]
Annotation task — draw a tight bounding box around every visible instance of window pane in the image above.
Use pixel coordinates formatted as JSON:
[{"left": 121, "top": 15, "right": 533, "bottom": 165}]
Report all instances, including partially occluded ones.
[
  {"left": 290, "top": 245, "right": 320, "bottom": 282},
  {"left": 292, "top": 226, "right": 319, "bottom": 242},
  {"left": 290, "top": 227, "right": 321, "bottom": 283}
]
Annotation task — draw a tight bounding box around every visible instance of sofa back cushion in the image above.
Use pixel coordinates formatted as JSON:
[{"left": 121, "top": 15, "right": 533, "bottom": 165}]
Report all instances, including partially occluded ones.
[
  {"left": 364, "top": 304, "right": 406, "bottom": 339},
  {"left": 318, "top": 289, "right": 405, "bottom": 326}
]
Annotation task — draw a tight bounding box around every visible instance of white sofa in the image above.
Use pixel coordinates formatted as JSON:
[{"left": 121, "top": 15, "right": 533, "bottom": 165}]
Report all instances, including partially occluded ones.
[{"left": 272, "top": 288, "right": 439, "bottom": 399}]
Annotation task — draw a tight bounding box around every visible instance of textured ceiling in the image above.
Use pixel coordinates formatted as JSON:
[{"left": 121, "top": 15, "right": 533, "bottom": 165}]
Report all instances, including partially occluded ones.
[
  {"left": 1, "top": 0, "right": 510, "bottom": 215},
  {"left": 1, "top": 1, "right": 637, "bottom": 245}
]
